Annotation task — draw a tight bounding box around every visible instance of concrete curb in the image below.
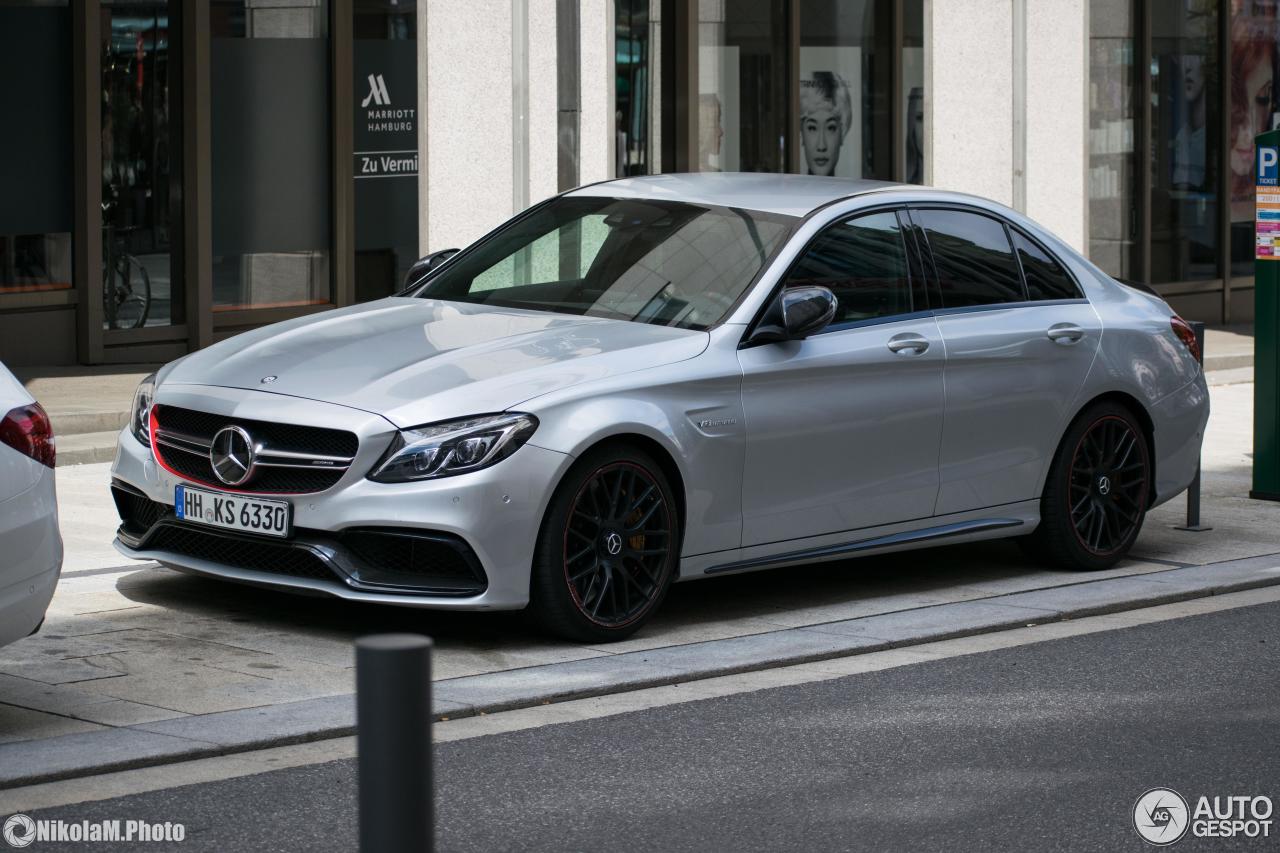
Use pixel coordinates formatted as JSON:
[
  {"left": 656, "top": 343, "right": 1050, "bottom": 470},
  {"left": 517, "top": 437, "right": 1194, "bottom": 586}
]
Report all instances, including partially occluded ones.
[
  {"left": 2, "top": 552, "right": 1278, "bottom": 790},
  {"left": 56, "top": 432, "right": 121, "bottom": 466}
]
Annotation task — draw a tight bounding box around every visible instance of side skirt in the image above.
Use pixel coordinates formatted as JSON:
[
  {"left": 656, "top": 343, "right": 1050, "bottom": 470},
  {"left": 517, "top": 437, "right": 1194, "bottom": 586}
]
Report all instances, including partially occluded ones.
[{"left": 701, "top": 517, "right": 1027, "bottom": 577}]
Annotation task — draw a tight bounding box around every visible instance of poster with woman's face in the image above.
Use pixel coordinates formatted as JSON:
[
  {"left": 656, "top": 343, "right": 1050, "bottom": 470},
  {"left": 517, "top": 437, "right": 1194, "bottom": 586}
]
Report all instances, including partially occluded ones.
[
  {"left": 1231, "top": 13, "right": 1279, "bottom": 219},
  {"left": 799, "top": 47, "right": 861, "bottom": 178},
  {"left": 698, "top": 45, "right": 739, "bottom": 172}
]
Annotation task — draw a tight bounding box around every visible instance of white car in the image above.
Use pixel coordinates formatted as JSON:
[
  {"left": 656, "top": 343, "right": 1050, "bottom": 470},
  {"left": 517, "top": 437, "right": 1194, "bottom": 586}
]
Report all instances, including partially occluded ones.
[{"left": 0, "top": 362, "right": 61, "bottom": 646}]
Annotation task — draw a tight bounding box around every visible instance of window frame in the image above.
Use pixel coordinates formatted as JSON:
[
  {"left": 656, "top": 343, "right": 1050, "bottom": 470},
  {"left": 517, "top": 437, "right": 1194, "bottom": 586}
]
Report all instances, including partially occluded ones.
[
  {"left": 747, "top": 203, "right": 933, "bottom": 341},
  {"left": 1007, "top": 223, "right": 1086, "bottom": 302},
  {"left": 906, "top": 203, "right": 1087, "bottom": 313}
]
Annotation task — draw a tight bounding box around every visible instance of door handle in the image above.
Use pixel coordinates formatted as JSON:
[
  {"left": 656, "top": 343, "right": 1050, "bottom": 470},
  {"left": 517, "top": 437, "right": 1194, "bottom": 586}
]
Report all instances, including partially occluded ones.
[
  {"left": 1047, "top": 323, "right": 1084, "bottom": 345},
  {"left": 887, "top": 333, "right": 929, "bottom": 356}
]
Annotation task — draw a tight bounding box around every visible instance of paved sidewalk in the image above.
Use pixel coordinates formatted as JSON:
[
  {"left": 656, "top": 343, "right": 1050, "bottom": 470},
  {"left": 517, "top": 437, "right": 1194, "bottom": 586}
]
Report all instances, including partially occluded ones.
[
  {"left": 15, "top": 364, "right": 156, "bottom": 466},
  {"left": 0, "top": 381, "right": 1274, "bottom": 787},
  {"left": 1203, "top": 323, "right": 1253, "bottom": 372}
]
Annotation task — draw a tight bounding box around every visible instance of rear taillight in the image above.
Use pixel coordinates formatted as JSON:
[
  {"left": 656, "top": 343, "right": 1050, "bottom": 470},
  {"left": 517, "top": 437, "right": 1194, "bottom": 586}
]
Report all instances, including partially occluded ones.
[
  {"left": 0, "top": 402, "right": 55, "bottom": 468},
  {"left": 1170, "top": 315, "right": 1201, "bottom": 363}
]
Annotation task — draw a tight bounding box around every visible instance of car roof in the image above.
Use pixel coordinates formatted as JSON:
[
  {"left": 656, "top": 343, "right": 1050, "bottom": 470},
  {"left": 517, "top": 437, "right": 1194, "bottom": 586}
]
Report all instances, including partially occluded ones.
[{"left": 566, "top": 172, "right": 911, "bottom": 218}]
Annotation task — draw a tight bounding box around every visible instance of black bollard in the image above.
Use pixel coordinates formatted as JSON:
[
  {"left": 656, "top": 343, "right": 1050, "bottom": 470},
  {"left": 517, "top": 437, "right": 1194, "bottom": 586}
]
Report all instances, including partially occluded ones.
[
  {"left": 356, "top": 634, "right": 434, "bottom": 853},
  {"left": 1176, "top": 320, "right": 1211, "bottom": 532}
]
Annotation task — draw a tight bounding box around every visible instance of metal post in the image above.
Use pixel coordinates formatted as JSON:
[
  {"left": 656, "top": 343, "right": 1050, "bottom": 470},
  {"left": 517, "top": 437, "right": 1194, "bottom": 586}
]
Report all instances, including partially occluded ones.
[
  {"left": 357, "top": 634, "right": 434, "bottom": 853},
  {"left": 1175, "top": 320, "right": 1211, "bottom": 532},
  {"left": 1254, "top": 128, "right": 1280, "bottom": 500}
]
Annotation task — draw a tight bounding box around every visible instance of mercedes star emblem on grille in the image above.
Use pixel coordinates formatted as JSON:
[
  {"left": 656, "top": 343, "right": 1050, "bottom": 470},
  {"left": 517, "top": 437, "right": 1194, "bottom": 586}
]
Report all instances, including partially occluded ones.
[{"left": 210, "top": 425, "right": 256, "bottom": 486}]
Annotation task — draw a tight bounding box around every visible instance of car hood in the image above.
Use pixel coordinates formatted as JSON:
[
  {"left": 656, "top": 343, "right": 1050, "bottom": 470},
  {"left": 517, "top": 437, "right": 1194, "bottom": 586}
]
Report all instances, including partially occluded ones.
[{"left": 161, "top": 298, "right": 709, "bottom": 427}]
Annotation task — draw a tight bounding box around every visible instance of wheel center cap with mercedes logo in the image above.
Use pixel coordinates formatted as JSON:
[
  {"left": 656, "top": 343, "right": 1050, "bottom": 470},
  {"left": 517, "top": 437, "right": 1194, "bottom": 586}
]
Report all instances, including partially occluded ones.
[
  {"left": 210, "top": 425, "right": 256, "bottom": 486},
  {"left": 604, "top": 531, "right": 623, "bottom": 556}
]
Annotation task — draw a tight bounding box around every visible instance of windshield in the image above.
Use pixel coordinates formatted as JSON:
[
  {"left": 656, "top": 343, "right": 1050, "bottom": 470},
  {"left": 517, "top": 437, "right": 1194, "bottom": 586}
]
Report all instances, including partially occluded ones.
[{"left": 414, "top": 197, "right": 795, "bottom": 331}]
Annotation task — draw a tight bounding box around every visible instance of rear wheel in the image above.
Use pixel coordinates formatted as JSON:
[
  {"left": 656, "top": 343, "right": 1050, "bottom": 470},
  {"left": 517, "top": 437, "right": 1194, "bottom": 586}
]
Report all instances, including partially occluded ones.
[
  {"left": 1024, "top": 402, "right": 1151, "bottom": 571},
  {"left": 529, "top": 445, "right": 678, "bottom": 642}
]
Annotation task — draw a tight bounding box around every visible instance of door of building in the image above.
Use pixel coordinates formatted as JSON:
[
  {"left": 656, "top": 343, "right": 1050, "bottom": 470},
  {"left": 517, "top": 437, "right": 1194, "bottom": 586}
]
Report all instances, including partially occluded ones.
[{"left": 100, "top": 0, "right": 185, "bottom": 338}]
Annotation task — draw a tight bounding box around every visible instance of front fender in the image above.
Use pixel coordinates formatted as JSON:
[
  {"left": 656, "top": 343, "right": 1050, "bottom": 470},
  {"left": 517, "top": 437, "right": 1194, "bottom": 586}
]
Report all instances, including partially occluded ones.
[{"left": 522, "top": 354, "right": 745, "bottom": 559}]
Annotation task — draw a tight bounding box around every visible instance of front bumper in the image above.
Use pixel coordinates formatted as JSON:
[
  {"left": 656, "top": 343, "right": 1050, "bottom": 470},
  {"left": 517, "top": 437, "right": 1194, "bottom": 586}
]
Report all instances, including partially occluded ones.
[{"left": 110, "top": 387, "right": 573, "bottom": 610}]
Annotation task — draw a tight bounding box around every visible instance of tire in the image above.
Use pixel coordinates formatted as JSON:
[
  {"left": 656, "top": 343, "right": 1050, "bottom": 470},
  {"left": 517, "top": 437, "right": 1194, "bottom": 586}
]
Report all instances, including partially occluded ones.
[
  {"left": 1022, "top": 401, "right": 1152, "bottom": 571},
  {"left": 529, "top": 444, "right": 679, "bottom": 642}
]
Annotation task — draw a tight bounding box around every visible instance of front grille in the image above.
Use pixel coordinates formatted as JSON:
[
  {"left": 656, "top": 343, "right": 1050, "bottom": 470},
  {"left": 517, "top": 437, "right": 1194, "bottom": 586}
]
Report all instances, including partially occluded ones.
[
  {"left": 112, "top": 484, "right": 168, "bottom": 535},
  {"left": 145, "top": 525, "right": 339, "bottom": 583},
  {"left": 158, "top": 407, "right": 358, "bottom": 458},
  {"left": 342, "top": 528, "right": 486, "bottom": 591},
  {"left": 151, "top": 404, "right": 359, "bottom": 494}
]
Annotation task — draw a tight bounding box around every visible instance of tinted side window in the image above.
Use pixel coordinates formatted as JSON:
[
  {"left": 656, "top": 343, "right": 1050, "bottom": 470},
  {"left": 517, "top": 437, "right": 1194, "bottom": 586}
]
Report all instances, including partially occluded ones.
[
  {"left": 784, "top": 211, "right": 912, "bottom": 326},
  {"left": 1012, "top": 230, "right": 1082, "bottom": 300},
  {"left": 916, "top": 209, "right": 1025, "bottom": 307}
]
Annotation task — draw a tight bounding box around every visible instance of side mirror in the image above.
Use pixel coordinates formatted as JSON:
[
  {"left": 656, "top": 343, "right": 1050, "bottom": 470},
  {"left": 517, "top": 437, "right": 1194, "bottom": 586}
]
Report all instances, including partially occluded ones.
[
  {"left": 402, "top": 248, "right": 460, "bottom": 289},
  {"left": 743, "top": 286, "right": 838, "bottom": 346}
]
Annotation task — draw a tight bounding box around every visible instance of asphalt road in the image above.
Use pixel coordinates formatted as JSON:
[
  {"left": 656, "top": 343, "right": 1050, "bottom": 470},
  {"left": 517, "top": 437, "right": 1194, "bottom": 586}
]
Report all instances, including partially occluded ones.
[{"left": 18, "top": 601, "right": 1280, "bottom": 852}]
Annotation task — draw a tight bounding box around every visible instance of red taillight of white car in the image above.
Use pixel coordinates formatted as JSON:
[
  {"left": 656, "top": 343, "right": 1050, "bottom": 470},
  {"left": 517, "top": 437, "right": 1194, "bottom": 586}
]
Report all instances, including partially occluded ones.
[
  {"left": 1170, "top": 315, "right": 1202, "bottom": 363},
  {"left": 0, "top": 402, "right": 55, "bottom": 468}
]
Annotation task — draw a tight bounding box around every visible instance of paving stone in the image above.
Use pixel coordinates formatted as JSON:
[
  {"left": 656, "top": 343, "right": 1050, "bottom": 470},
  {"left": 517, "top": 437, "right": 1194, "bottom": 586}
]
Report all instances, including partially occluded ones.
[
  {"left": 62, "top": 699, "right": 189, "bottom": 728},
  {"left": 0, "top": 704, "right": 105, "bottom": 745},
  {"left": 0, "top": 729, "right": 207, "bottom": 788},
  {"left": 130, "top": 693, "right": 469, "bottom": 748},
  {"left": 807, "top": 600, "right": 1060, "bottom": 643},
  {"left": 0, "top": 673, "right": 122, "bottom": 716},
  {"left": 992, "top": 575, "right": 1212, "bottom": 616},
  {"left": 638, "top": 628, "right": 891, "bottom": 674},
  {"left": 433, "top": 654, "right": 688, "bottom": 712},
  {"left": 0, "top": 656, "right": 126, "bottom": 686}
]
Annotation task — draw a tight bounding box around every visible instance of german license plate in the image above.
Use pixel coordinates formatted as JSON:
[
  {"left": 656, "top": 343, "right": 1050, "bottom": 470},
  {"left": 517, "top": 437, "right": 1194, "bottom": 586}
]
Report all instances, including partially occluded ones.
[{"left": 174, "top": 484, "right": 291, "bottom": 538}]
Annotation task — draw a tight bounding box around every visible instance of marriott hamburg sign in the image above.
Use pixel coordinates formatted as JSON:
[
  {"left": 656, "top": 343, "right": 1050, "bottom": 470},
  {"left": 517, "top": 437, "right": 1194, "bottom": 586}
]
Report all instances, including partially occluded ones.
[{"left": 356, "top": 72, "right": 418, "bottom": 179}]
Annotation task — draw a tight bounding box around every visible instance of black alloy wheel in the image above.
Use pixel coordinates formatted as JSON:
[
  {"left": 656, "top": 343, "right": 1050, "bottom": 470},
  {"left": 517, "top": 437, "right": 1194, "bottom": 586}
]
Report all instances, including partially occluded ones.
[
  {"left": 531, "top": 446, "right": 678, "bottom": 642},
  {"left": 1068, "top": 415, "right": 1149, "bottom": 555},
  {"left": 1023, "top": 401, "right": 1151, "bottom": 571}
]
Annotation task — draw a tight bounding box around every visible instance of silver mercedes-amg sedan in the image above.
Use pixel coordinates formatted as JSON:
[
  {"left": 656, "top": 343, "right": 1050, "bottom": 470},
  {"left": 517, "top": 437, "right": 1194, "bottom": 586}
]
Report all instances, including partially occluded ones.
[{"left": 110, "top": 174, "right": 1209, "bottom": 641}]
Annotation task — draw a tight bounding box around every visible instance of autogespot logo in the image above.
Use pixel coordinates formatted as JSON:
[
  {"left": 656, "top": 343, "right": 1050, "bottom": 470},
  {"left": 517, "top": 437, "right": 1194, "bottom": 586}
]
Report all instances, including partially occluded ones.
[
  {"left": 1134, "top": 788, "right": 1191, "bottom": 845},
  {"left": 3, "top": 814, "right": 36, "bottom": 848}
]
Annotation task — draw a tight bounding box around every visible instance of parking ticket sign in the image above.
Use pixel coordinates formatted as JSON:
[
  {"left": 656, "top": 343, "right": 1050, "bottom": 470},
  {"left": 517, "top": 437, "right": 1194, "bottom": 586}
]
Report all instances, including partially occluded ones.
[{"left": 1257, "top": 145, "right": 1280, "bottom": 260}]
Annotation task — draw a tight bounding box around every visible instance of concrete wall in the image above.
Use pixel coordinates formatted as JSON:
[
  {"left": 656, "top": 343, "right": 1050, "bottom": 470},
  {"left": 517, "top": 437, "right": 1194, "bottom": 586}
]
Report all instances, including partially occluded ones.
[
  {"left": 926, "top": 0, "right": 1088, "bottom": 252},
  {"left": 420, "top": 0, "right": 514, "bottom": 253},
  {"left": 1024, "top": 0, "right": 1087, "bottom": 250},
  {"left": 528, "top": 0, "right": 560, "bottom": 205},
  {"left": 578, "top": 0, "right": 615, "bottom": 185},
  {"left": 418, "top": 0, "right": 614, "bottom": 254},
  {"left": 926, "top": 0, "right": 1015, "bottom": 206}
]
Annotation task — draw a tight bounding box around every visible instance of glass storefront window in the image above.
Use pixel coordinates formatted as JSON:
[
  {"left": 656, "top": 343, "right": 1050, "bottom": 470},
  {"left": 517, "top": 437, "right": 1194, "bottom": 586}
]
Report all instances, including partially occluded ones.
[
  {"left": 353, "top": 0, "right": 418, "bottom": 302},
  {"left": 620, "top": 0, "right": 921, "bottom": 182},
  {"left": 902, "top": 0, "right": 925, "bottom": 184},
  {"left": 697, "top": 0, "right": 787, "bottom": 172},
  {"left": 616, "top": 0, "right": 658, "bottom": 177},
  {"left": 1230, "top": 3, "right": 1279, "bottom": 278},
  {"left": 211, "top": 0, "right": 331, "bottom": 312},
  {"left": 101, "top": 1, "right": 183, "bottom": 329},
  {"left": 0, "top": 1, "right": 72, "bottom": 296},
  {"left": 1088, "top": 0, "right": 1138, "bottom": 279},
  {"left": 797, "top": 0, "right": 891, "bottom": 179},
  {"left": 1150, "top": 0, "right": 1220, "bottom": 284}
]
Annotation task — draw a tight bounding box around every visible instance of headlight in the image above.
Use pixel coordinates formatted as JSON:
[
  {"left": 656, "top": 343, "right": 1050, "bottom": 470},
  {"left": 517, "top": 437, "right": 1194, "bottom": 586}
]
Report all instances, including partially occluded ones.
[
  {"left": 130, "top": 373, "right": 156, "bottom": 446},
  {"left": 368, "top": 413, "right": 538, "bottom": 483}
]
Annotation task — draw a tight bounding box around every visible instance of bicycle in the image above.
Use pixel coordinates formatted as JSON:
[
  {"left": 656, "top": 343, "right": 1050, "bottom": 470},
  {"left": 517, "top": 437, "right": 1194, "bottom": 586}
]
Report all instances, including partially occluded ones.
[{"left": 102, "top": 222, "right": 151, "bottom": 330}]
